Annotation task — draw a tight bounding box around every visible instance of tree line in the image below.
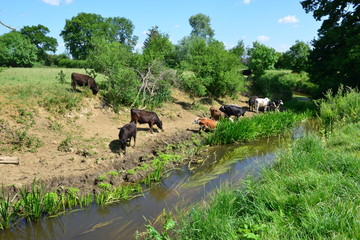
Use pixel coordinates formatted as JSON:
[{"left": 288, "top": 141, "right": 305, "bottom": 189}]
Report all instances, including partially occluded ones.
[{"left": 0, "top": 0, "right": 359, "bottom": 104}]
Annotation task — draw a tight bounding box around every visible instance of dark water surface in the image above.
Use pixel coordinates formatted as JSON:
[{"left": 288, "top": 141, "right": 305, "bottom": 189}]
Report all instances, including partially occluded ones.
[{"left": 1, "top": 125, "right": 309, "bottom": 240}]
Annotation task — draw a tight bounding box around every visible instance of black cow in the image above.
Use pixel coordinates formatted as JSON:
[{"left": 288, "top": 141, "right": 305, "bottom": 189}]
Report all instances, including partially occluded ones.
[
  {"left": 71, "top": 73, "right": 99, "bottom": 95},
  {"left": 242, "top": 69, "right": 252, "bottom": 77},
  {"left": 219, "top": 105, "right": 247, "bottom": 119},
  {"left": 248, "top": 96, "right": 258, "bottom": 111},
  {"left": 130, "top": 109, "right": 163, "bottom": 133},
  {"left": 118, "top": 121, "right": 137, "bottom": 154},
  {"left": 269, "top": 99, "right": 284, "bottom": 112}
]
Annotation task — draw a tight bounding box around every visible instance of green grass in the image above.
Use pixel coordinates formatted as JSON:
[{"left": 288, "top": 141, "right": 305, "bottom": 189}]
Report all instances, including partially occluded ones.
[
  {"left": 0, "top": 68, "right": 106, "bottom": 115},
  {"left": 205, "top": 111, "right": 305, "bottom": 145},
  {"left": 173, "top": 131, "right": 360, "bottom": 240}
]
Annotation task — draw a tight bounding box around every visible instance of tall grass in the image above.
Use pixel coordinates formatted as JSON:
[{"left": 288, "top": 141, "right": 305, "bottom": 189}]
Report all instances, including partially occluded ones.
[
  {"left": 206, "top": 111, "right": 305, "bottom": 145},
  {"left": 317, "top": 85, "right": 360, "bottom": 134},
  {"left": 174, "top": 132, "right": 359, "bottom": 239}
]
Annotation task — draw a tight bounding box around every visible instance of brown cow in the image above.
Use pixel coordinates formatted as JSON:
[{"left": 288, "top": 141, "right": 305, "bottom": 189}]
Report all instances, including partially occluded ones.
[
  {"left": 118, "top": 121, "right": 137, "bottom": 154},
  {"left": 130, "top": 109, "right": 163, "bottom": 133},
  {"left": 209, "top": 107, "right": 227, "bottom": 121},
  {"left": 193, "top": 117, "right": 217, "bottom": 131},
  {"left": 71, "top": 73, "right": 99, "bottom": 95}
]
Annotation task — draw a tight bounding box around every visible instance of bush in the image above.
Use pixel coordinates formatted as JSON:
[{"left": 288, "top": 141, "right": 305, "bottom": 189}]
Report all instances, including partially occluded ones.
[{"left": 57, "top": 59, "right": 90, "bottom": 68}]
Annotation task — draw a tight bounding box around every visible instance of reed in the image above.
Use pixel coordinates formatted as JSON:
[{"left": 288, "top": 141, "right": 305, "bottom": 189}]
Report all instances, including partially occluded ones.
[{"left": 206, "top": 111, "right": 305, "bottom": 145}]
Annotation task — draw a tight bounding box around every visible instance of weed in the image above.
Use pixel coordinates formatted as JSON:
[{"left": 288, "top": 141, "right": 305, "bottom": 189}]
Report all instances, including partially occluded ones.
[
  {"left": 56, "top": 70, "right": 66, "bottom": 84},
  {"left": 98, "top": 183, "right": 112, "bottom": 191}
]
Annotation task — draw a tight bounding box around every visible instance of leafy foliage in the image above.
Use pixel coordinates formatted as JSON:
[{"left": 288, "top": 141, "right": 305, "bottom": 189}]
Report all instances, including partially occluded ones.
[
  {"left": 177, "top": 37, "right": 247, "bottom": 98},
  {"left": 301, "top": 0, "right": 360, "bottom": 96},
  {"left": 60, "top": 13, "right": 137, "bottom": 59},
  {"left": 20, "top": 24, "right": 58, "bottom": 62},
  {"left": 0, "top": 31, "right": 37, "bottom": 67},
  {"left": 189, "top": 13, "right": 215, "bottom": 39},
  {"left": 278, "top": 40, "right": 310, "bottom": 73},
  {"left": 248, "top": 41, "right": 279, "bottom": 76}
]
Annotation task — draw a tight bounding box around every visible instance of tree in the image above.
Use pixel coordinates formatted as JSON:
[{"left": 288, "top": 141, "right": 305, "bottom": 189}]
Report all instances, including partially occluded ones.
[
  {"left": 0, "top": 31, "right": 37, "bottom": 67},
  {"left": 60, "top": 13, "right": 137, "bottom": 59},
  {"left": 189, "top": 13, "right": 215, "bottom": 39},
  {"left": 142, "top": 26, "right": 175, "bottom": 64},
  {"left": 301, "top": 0, "right": 360, "bottom": 95},
  {"left": 177, "top": 37, "right": 247, "bottom": 98},
  {"left": 106, "top": 17, "right": 138, "bottom": 49},
  {"left": 229, "top": 40, "right": 246, "bottom": 61},
  {"left": 248, "top": 41, "right": 279, "bottom": 76},
  {"left": 20, "top": 24, "right": 58, "bottom": 61},
  {"left": 282, "top": 40, "right": 310, "bottom": 73}
]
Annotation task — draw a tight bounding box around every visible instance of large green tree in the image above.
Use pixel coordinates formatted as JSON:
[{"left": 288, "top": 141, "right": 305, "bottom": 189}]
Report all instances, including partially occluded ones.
[
  {"left": 0, "top": 31, "right": 37, "bottom": 67},
  {"left": 189, "top": 13, "right": 215, "bottom": 39},
  {"left": 248, "top": 41, "right": 279, "bottom": 76},
  {"left": 178, "top": 37, "right": 246, "bottom": 98},
  {"left": 142, "top": 26, "right": 175, "bottom": 65},
  {"left": 60, "top": 13, "right": 137, "bottom": 60},
  {"left": 20, "top": 24, "right": 58, "bottom": 61},
  {"left": 301, "top": 0, "right": 360, "bottom": 95},
  {"left": 282, "top": 40, "right": 311, "bottom": 73}
]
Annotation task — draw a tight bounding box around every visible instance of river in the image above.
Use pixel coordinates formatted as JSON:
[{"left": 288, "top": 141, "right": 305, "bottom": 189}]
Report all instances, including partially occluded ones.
[{"left": 0, "top": 124, "right": 309, "bottom": 240}]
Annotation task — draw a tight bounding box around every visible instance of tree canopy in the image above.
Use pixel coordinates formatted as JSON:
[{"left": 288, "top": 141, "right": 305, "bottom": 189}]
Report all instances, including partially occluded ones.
[
  {"left": 60, "top": 13, "right": 137, "bottom": 60},
  {"left": 20, "top": 24, "right": 58, "bottom": 61},
  {"left": 248, "top": 41, "right": 279, "bottom": 76},
  {"left": 0, "top": 31, "right": 37, "bottom": 67},
  {"left": 189, "top": 13, "right": 215, "bottom": 40},
  {"left": 301, "top": 0, "right": 360, "bottom": 95}
]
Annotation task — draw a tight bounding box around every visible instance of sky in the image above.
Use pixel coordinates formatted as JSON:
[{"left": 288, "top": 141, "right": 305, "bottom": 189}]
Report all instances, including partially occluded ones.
[{"left": 0, "top": 0, "right": 323, "bottom": 54}]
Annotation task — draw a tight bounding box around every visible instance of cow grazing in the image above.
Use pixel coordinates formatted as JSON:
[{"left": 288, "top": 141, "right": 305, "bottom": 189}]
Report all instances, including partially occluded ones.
[
  {"left": 71, "top": 73, "right": 99, "bottom": 95},
  {"left": 269, "top": 99, "right": 284, "bottom": 112},
  {"left": 248, "top": 96, "right": 258, "bottom": 111},
  {"left": 130, "top": 109, "right": 163, "bottom": 133},
  {"left": 193, "top": 117, "right": 217, "bottom": 131},
  {"left": 219, "top": 105, "right": 246, "bottom": 119},
  {"left": 209, "top": 107, "right": 227, "bottom": 120},
  {"left": 118, "top": 121, "right": 137, "bottom": 155},
  {"left": 255, "top": 97, "right": 272, "bottom": 113}
]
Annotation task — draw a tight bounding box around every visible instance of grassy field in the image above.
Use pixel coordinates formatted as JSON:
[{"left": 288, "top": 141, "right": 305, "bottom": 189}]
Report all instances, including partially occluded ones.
[{"left": 0, "top": 68, "right": 107, "bottom": 115}]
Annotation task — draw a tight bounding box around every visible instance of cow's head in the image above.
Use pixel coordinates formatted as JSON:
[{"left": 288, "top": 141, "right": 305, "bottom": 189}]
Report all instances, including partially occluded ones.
[
  {"left": 91, "top": 84, "right": 100, "bottom": 95},
  {"left": 157, "top": 120, "right": 163, "bottom": 131},
  {"left": 119, "top": 138, "right": 127, "bottom": 154}
]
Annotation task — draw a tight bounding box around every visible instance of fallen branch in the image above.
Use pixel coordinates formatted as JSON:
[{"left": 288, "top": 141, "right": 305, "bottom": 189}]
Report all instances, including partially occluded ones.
[
  {"left": 0, "top": 156, "right": 19, "bottom": 165},
  {"left": 0, "top": 21, "right": 17, "bottom": 31}
]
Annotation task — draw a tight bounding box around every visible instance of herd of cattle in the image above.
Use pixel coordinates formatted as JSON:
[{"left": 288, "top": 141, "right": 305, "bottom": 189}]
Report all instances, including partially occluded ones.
[{"left": 71, "top": 72, "right": 283, "bottom": 154}]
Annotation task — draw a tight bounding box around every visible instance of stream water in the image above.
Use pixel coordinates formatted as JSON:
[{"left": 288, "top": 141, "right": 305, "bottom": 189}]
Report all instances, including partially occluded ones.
[{"left": 0, "top": 124, "right": 309, "bottom": 240}]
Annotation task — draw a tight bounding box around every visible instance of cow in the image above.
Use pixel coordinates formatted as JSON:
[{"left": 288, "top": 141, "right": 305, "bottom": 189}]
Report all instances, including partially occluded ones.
[
  {"left": 193, "top": 117, "right": 217, "bottom": 131},
  {"left": 130, "top": 109, "right": 163, "bottom": 133},
  {"left": 248, "top": 96, "right": 258, "bottom": 111},
  {"left": 219, "top": 105, "right": 246, "bottom": 119},
  {"left": 269, "top": 99, "right": 284, "bottom": 112},
  {"left": 255, "top": 97, "right": 272, "bottom": 113},
  {"left": 242, "top": 69, "right": 252, "bottom": 77},
  {"left": 118, "top": 121, "right": 137, "bottom": 155},
  {"left": 71, "top": 73, "right": 99, "bottom": 95},
  {"left": 209, "top": 107, "right": 227, "bottom": 121}
]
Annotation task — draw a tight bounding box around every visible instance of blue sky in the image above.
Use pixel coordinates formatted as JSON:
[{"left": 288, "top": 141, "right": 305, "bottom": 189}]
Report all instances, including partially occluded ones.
[{"left": 0, "top": 0, "right": 322, "bottom": 54}]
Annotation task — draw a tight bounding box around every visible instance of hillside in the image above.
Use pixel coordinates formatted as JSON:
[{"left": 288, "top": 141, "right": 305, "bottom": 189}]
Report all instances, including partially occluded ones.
[{"left": 0, "top": 74, "right": 252, "bottom": 194}]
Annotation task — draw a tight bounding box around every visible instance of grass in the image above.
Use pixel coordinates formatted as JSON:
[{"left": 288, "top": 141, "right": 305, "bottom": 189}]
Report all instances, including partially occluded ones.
[
  {"left": 139, "top": 89, "right": 360, "bottom": 239},
  {"left": 206, "top": 111, "right": 306, "bottom": 145},
  {"left": 0, "top": 68, "right": 106, "bottom": 115},
  {"left": 172, "top": 130, "right": 360, "bottom": 240}
]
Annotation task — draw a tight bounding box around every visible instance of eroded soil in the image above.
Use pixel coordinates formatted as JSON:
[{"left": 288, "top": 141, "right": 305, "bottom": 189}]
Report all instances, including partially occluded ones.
[{"left": 0, "top": 90, "right": 253, "bottom": 195}]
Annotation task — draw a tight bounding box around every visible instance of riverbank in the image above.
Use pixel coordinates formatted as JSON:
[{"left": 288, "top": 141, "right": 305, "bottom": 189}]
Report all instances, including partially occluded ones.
[{"left": 142, "top": 87, "right": 360, "bottom": 239}]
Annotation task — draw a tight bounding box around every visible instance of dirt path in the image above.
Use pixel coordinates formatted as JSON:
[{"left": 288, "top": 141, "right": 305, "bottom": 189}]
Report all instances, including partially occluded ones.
[{"left": 0, "top": 90, "right": 252, "bottom": 194}]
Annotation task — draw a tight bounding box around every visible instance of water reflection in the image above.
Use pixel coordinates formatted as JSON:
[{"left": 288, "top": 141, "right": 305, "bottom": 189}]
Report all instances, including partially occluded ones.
[{"left": 1, "top": 125, "right": 310, "bottom": 240}]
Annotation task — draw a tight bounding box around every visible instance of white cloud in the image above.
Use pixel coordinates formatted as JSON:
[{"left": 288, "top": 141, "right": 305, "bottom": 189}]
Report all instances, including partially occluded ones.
[
  {"left": 174, "top": 25, "right": 181, "bottom": 29},
  {"left": 278, "top": 15, "right": 299, "bottom": 24},
  {"left": 243, "top": 0, "right": 251, "bottom": 4},
  {"left": 42, "top": 0, "right": 74, "bottom": 6},
  {"left": 257, "top": 35, "right": 270, "bottom": 42}
]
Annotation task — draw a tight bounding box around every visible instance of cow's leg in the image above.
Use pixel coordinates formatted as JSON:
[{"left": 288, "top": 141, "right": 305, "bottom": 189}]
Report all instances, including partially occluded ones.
[
  {"left": 149, "top": 123, "right": 154, "bottom": 133},
  {"left": 71, "top": 80, "right": 77, "bottom": 92},
  {"left": 132, "top": 134, "right": 136, "bottom": 147}
]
